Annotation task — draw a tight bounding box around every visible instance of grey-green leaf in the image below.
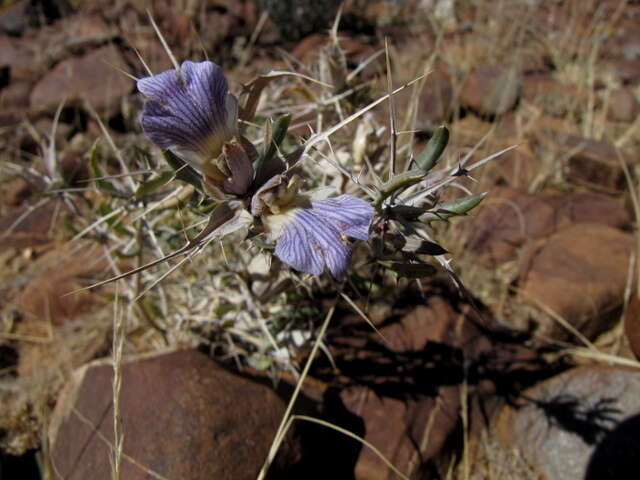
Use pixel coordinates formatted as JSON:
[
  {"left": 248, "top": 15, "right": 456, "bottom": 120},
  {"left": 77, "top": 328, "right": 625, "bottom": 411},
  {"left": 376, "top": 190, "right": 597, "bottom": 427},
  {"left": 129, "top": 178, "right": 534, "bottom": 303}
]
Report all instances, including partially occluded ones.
[
  {"left": 375, "top": 169, "right": 426, "bottom": 208},
  {"left": 414, "top": 126, "right": 449, "bottom": 172},
  {"left": 420, "top": 192, "right": 486, "bottom": 223},
  {"left": 377, "top": 260, "right": 437, "bottom": 278},
  {"left": 135, "top": 170, "right": 175, "bottom": 200},
  {"left": 163, "top": 150, "right": 203, "bottom": 191},
  {"left": 403, "top": 238, "right": 448, "bottom": 255},
  {"left": 255, "top": 114, "right": 291, "bottom": 179},
  {"left": 89, "top": 141, "right": 129, "bottom": 198}
]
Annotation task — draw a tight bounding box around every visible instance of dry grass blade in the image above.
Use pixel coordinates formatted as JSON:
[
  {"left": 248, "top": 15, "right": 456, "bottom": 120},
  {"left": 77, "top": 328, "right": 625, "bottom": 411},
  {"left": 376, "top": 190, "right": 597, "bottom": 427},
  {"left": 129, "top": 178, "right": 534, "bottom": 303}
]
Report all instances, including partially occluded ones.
[
  {"left": 385, "top": 37, "right": 397, "bottom": 178},
  {"left": 616, "top": 147, "right": 640, "bottom": 297},
  {"left": 85, "top": 104, "right": 136, "bottom": 191},
  {"left": 299, "top": 74, "right": 427, "bottom": 161},
  {"left": 340, "top": 292, "right": 391, "bottom": 347},
  {"left": 64, "top": 202, "right": 236, "bottom": 296},
  {"left": 517, "top": 289, "right": 600, "bottom": 352},
  {"left": 256, "top": 303, "right": 338, "bottom": 480},
  {"left": 567, "top": 347, "right": 640, "bottom": 368},
  {"left": 70, "top": 407, "right": 172, "bottom": 480},
  {"left": 111, "top": 285, "right": 125, "bottom": 480},
  {"left": 147, "top": 8, "right": 180, "bottom": 74}
]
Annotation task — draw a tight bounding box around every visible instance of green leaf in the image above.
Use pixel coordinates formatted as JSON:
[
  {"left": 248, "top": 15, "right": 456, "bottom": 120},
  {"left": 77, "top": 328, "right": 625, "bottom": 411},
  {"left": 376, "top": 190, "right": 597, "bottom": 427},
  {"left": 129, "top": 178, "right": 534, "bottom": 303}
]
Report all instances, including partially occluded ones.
[
  {"left": 403, "top": 239, "right": 448, "bottom": 255},
  {"left": 135, "top": 170, "right": 175, "bottom": 200},
  {"left": 375, "top": 169, "right": 426, "bottom": 208},
  {"left": 421, "top": 192, "right": 486, "bottom": 223},
  {"left": 249, "top": 234, "right": 274, "bottom": 250},
  {"left": 163, "top": 150, "right": 203, "bottom": 191},
  {"left": 114, "top": 247, "right": 142, "bottom": 258},
  {"left": 385, "top": 205, "right": 428, "bottom": 221},
  {"left": 254, "top": 114, "right": 291, "bottom": 178},
  {"left": 247, "top": 353, "right": 273, "bottom": 370},
  {"left": 88, "top": 140, "right": 129, "bottom": 198},
  {"left": 377, "top": 260, "right": 437, "bottom": 278},
  {"left": 414, "top": 126, "right": 449, "bottom": 172}
]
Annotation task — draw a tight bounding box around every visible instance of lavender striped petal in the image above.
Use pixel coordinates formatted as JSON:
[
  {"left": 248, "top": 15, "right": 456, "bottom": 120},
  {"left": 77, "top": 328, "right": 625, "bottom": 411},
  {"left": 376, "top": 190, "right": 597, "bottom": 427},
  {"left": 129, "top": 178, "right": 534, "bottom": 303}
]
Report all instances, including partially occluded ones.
[
  {"left": 310, "top": 195, "right": 374, "bottom": 241},
  {"left": 273, "top": 194, "right": 373, "bottom": 277},
  {"left": 137, "top": 61, "right": 232, "bottom": 160},
  {"left": 275, "top": 216, "right": 325, "bottom": 275}
]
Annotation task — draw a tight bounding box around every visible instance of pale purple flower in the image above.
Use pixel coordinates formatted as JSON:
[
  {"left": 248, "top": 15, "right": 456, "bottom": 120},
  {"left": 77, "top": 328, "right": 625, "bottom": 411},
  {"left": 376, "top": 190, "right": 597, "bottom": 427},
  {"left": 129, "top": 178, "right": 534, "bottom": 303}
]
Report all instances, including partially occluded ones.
[
  {"left": 137, "top": 60, "right": 238, "bottom": 170},
  {"left": 258, "top": 188, "right": 374, "bottom": 278}
]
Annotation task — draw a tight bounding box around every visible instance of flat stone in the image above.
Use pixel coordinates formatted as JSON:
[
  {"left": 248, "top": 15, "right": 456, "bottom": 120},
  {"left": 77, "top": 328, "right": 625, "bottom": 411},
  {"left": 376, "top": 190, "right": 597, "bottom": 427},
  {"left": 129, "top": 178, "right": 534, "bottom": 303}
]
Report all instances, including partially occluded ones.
[
  {"left": 261, "top": 0, "right": 342, "bottom": 42},
  {"left": 0, "top": 0, "right": 28, "bottom": 36},
  {"left": 609, "top": 59, "right": 640, "bottom": 85},
  {"left": 12, "top": 243, "right": 109, "bottom": 328},
  {"left": 30, "top": 44, "right": 132, "bottom": 115},
  {"left": 0, "top": 35, "right": 36, "bottom": 80},
  {"left": 325, "top": 290, "right": 494, "bottom": 479},
  {"left": 624, "top": 295, "right": 640, "bottom": 360},
  {"left": 415, "top": 67, "right": 453, "bottom": 132},
  {"left": 560, "top": 135, "right": 630, "bottom": 192},
  {"left": 606, "top": 88, "right": 640, "bottom": 123},
  {"left": 0, "top": 78, "right": 32, "bottom": 110},
  {"left": 518, "top": 223, "right": 634, "bottom": 340},
  {"left": 466, "top": 187, "right": 631, "bottom": 268},
  {"left": 497, "top": 366, "right": 640, "bottom": 480},
  {"left": 479, "top": 142, "right": 541, "bottom": 188},
  {"left": 521, "top": 73, "right": 582, "bottom": 117},
  {"left": 466, "top": 187, "right": 557, "bottom": 266},
  {"left": 49, "top": 350, "right": 292, "bottom": 480},
  {"left": 459, "top": 65, "right": 520, "bottom": 117},
  {"left": 0, "top": 175, "right": 32, "bottom": 207},
  {"left": 0, "top": 199, "right": 65, "bottom": 250},
  {"left": 340, "top": 383, "right": 460, "bottom": 480},
  {"left": 552, "top": 191, "right": 631, "bottom": 230}
]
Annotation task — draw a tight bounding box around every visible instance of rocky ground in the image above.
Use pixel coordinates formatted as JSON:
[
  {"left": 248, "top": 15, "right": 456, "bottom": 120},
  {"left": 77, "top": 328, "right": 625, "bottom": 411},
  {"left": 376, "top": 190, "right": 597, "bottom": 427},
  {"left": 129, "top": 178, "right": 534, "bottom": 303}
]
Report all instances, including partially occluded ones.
[{"left": 1, "top": 0, "right": 640, "bottom": 479}]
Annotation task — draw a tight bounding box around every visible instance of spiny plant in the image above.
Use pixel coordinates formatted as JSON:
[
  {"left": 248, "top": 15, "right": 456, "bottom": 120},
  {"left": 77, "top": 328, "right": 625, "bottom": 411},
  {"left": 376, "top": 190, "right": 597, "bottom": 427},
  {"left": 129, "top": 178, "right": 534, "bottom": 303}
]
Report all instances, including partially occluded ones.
[{"left": 53, "top": 13, "right": 515, "bottom": 479}]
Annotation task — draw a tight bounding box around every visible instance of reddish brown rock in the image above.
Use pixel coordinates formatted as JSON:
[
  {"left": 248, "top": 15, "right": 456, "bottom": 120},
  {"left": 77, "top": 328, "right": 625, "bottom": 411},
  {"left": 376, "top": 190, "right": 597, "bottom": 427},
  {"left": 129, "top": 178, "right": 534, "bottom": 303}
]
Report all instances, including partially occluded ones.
[
  {"left": 0, "top": 35, "right": 36, "bottom": 80},
  {"left": 415, "top": 67, "right": 453, "bottom": 132},
  {"left": 49, "top": 350, "right": 293, "bottom": 480},
  {"left": 480, "top": 142, "right": 540, "bottom": 188},
  {"left": 340, "top": 384, "right": 460, "bottom": 480},
  {"left": 327, "top": 292, "right": 494, "bottom": 479},
  {"left": 1, "top": 176, "right": 32, "bottom": 208},
  {"left": 0, "top": 78, "right": 32, "bottom": 110},
  {"left": 521, "top": 73, "right": 581, "bottom": 117},
  {"left": 547, "top": 191, "right": 630, "bottom": 231},
  {"left": 197, "top": 10, "right": 235, "bottom": 51},
  {"left": 30, "top": 45, "right": 132, "bottom": 115},
  {"left": 624, "top": 296, "right": 640, "bottom": 360},
  {"left": 449, "top": 114, "right": 494, "bottom": 146},
  {"left": 609, "top": 59, "right": 640, "bottom": 85},
  {"left": 0, "top": 199, "right": 65, "bottom": 249},
  {"left": 0, "top": 0, "right": 27, "bottom": 36},
  {"left": 518, "top": 223, "right": 634, "bottom": 340},
  {"left": 459, "top": 65, "right": 520, "bottom": 117},
  {"left": 1, "top": 15, "right": 117, "bottom": 82},
  {"left": 606, "top": 88, "right": 640, "bottom": 123},
  {"left": 12, "top": 243, "right": 109, "bottom": 328},
  {"left": 292, "top": 33, "right": 376, "bottom": 68},
  {"left": 560, "top": 135, "right": 630, "bottom": 192},
  {"left": 121, "top": 23, "right": 174, "bottom": 76},
  {"left": 497, "top": 366, "right": 640, "bottom": 480},
  {"left": 465, "top": 187, "right": 631, "bottom": 268},
  {"left": 466, "top": 187, "right": 557, "bottom": 266},
  {"left": 382, "top": 298, "right": 490, "bottom": 353},
  {"left": 39, "top": 15, "right": 117, "bottom": 54}
]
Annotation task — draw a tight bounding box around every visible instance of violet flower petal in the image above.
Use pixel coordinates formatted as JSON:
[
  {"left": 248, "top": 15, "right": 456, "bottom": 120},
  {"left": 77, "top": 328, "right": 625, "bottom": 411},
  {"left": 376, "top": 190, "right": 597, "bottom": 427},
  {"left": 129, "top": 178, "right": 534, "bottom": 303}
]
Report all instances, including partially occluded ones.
[
  {"left": 273, "top": 195, "right": 373, "bottom": 277},
  {"left": 309, "top": 195, "right": 373, "bottom": 241},
  {"left": 137, "top": 60, "right": 233, "bottom": 161}
]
